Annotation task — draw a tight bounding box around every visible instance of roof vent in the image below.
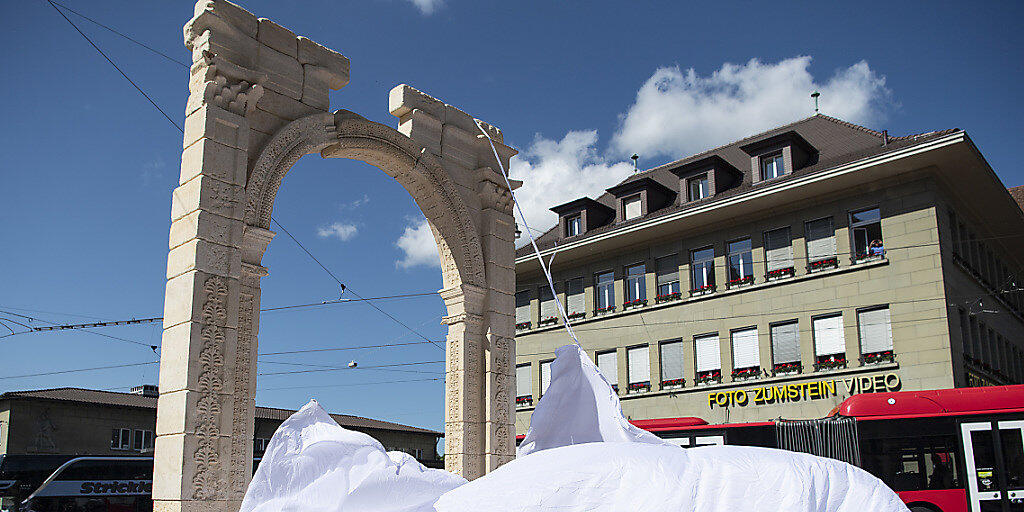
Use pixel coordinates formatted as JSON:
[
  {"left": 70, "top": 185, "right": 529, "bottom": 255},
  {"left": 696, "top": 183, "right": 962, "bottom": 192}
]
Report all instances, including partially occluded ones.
[{"left": 131, "top": 384, "right": 159, "bottom": 397}]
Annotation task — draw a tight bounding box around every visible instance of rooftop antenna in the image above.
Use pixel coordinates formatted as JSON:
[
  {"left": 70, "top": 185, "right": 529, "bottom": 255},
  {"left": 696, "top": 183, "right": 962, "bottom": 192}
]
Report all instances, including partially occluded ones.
[
  {"left": 811, "top": 91, "right": 820, "bottom": 114},
  {"left": 631, "top": 153, "right": 639, "bottom": 173}
]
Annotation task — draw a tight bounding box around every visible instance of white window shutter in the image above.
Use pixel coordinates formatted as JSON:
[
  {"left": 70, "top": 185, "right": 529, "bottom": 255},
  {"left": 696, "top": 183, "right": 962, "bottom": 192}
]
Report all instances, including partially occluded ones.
[
  {"left": 625, "top": 196, "right": 642, "bottom": 219},
  {"left": 515, "top": 291, "right": 530, "bottom": 324},
  {"left": 597, "top": 351, "right": 618, "bottom": 386},
  {"left": 516, "top": 364, "right": 531, "bottom": 397},
  {"left": 806, "top": 218, "right": 836, "bottom": 261},
  {"left": 660, "top": 341, "right": 683, "bottom": 381},
  {"left": 731, "top": 328, "right": 760, "bottom": 369},
  {"left": 565, "top": 279, "right": 584, "bottom": 315},
  {"left": 859, "top": 307, "right": 893, "bottom": 354},
  {"left": 627, "top": 346, "right": 650, "bottom": 384},
  {"left": 540, "top": 360, "right": 552, "bottom": 394},
  {"left": 539, "top": 287, "right": 557, "bottom": 319},
  {"left": 695, "top": 335, "right": 721, "bottom": 372},
  {"left": 771, "top": 322, "right": 800, "bottom": 364},
  {"left": 765, "top": 228, "right": 793, "bottom": 271},
  {"left": 813, "top": 315, "right": 846, "bottom": 356}
]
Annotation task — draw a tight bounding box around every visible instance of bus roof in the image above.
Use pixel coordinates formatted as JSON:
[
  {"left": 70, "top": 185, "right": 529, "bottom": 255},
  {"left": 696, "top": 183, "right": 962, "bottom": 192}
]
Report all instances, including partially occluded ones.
[
  {"left": 837, "top": 384, "right": 1024, "bottom": 420},
  {"left": 629, "top": 417, "right": 708, "bottom": 432}
]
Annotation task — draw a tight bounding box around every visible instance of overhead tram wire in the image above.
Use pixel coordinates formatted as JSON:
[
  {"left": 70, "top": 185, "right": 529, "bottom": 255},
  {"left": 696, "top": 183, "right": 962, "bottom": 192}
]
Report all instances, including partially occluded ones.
[
  {"left": 0, "top": 309, "right": 158, "bottom": 350},
  {"left": 45, "top": 0, "right": 183, "bottom": 133},
  {"left": 257, "top": 360, "right": 445, "bottom": 377}
]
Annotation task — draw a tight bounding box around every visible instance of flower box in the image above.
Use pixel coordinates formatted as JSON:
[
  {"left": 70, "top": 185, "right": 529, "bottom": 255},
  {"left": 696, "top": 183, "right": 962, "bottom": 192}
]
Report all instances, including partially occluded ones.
[
  {"left": 813, "top": 355, "right": 847, "bottom": 371},
  {"left": 689, "top": 284, "right": 716, "bottom": 296},
  {"left": 627, "top": 381, "right": 651, "bottom": 393},
  {"left": 539, "top": 316, "right": 558, "bottom": 327},
  {"left": 567, "top": 311, "right": 586, "bottom": 321},
  {"left": 623, "top": 298, "right": 647, "bottom": 309},
  {"left": 660, "top": 378, "right": 686, "bottom": 389},
  {"left": 726, "top": 275, "right": 754, "bottom": 288},
  {"left": 515, "top": 321, "right": 531, "bottom": 330},
  {"left": 861, "top": 350, "right": 895, "bottom": 365},
  {"left": 655, "top": 292, "right": 682, "bottom": 303},
  {"left": 766, "top": 267, "right": 795, "bottom": 280},
  {"left": 515, "top": 396, "right": 533, "bottom": 406},
  {"left": 731, "top": 366, "right": 760, "bottom": 379},
  {"left": 695, "top": 370, "right": 722, "bottom": 385},
  {"left": 808, "top": 256, "right": 839, "bottom": 272},
  {"left": 772, "top": 362, "right": 802, "bottom": 376},
  {"left": 595, "top": 305, "right": 616, "bottom": 315}
]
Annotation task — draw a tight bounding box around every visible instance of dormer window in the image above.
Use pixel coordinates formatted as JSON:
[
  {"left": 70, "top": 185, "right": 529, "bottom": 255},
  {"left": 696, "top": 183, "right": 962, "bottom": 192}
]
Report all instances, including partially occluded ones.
[
  {"left": 623, "top": 194, "right": 642, "bottom": 220},
  {"left": 565, "top": 214, "right": 582, "bottom": 237},
  {"left": 760, "top": 152, "right": 785, "bottom": 180},
  {"left": 688, "top": 174, "right": 710, "bottom": 201}
]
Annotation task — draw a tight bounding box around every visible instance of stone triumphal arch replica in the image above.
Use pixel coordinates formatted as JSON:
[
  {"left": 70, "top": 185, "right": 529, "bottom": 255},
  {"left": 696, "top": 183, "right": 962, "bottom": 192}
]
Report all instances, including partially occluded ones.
[{"left": 155, "top": 1, "right": 518, "bottom": 509}]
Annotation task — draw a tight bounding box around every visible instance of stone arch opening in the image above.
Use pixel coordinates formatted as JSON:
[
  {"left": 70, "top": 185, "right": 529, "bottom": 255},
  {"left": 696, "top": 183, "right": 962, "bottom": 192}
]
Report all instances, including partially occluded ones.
[{"left": 155, "top": 2, "right": 518, "bottom": 511}]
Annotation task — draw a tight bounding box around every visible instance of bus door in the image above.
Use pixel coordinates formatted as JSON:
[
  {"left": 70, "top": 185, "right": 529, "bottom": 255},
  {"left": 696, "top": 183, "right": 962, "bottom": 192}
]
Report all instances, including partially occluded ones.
[{"left": 960, "top": 420, "right": 1024, "bottom": 511}]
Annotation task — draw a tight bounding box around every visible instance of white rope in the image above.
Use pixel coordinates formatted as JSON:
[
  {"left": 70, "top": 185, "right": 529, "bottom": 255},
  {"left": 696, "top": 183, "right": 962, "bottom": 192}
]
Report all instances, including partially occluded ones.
[{"left": 474, "top": 120, "right": 581, "bottom": 347}]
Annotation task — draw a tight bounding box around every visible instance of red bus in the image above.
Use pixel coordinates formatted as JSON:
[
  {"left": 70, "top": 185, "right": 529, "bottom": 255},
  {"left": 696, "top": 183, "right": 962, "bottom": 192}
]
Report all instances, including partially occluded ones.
[{"left": 626, "top": 384, "right": 1024, "bottom": 512}]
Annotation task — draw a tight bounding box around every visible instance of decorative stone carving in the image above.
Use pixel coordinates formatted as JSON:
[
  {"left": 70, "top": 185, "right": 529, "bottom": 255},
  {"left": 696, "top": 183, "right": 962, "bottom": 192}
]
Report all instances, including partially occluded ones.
[
  {"left": 192, "top": 276, "right": 228, "bottom": 500},
  {"left": 193, "top": 51, "right": 266, "bottom": 117}
]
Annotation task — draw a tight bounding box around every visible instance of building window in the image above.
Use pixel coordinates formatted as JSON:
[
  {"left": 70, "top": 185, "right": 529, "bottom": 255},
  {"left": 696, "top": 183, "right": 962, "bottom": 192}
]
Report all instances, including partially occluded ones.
[
  {"left": 596, "top": 350, "right": 619, "bottom": 391},
  {"left": 760, "top": 152, "right": 785, "bottom": 180},
  {"left": 624, "top": 263, "right": 646, "bottom": 307},
  {"left": 538, "top": 286, "right": 557, "bottom": 326},
  {"left": 812, "top": 314, "right": 846, "bottom": 371},
  {"left": 805, "top": 217, "right": 837, "bottom": 271},
  {"left": 948, "top": 210, "right": 961, "bottom": 258},
  {"left": 858, "top": 306, "right": 894, "bottom": 364},
  {"left": 688, "top": 174, "right": 710, "bottom": 201},
  {"left": 111, "top": 428, "right": 132, "bottom": 450},
  {"left": 253, "top": 438, "right": 271, "bottom": 453},
  {"left": 727, "top": 238, "right": 753, "bottom": 286},
  {"left": 131, "top": 429, "right": 153, "bottom": 452},
  {"left": 851, "top": 207, "right": 883, "bottom": 263},
  {"left": 540, "top": 360, "right": 553, "bottom": 396},
  {"left": 958, "top": 307, "right": 974, "bottom": 363},
  {"left": 595, "top": 271, "right": 615, "bottom": 314},
  {"left": 515, "top": 363, "right": 532, "bottom": 406},
  {"left": 730, "top": 327, "right": 760, "bottom": 380},
  {"left": 565, "top": 277, "right": 585, "bottom": 320},
  {"left": 694, "top": 334, "right": 721, "bottom": 385},
  {"left": 770, "top": 321, "right": 801, "bottom": 375},
  {"left": 565, "top": 214, "right": 582, "bottom": 237},
  {"left": 764, "top": 227, "right": 794, "bottom": 280},
  {"left": 515, "top": 290, "right": 531, "bottom": 330},
  {"left": 659, "top": 339, "right": 685, "bottom": 388},
  {"left": 627, "top": 345, "right": 651, "bottom": 393},
  {"left": 623, "top": 194, "right": 642, "bottom": 220},
  {"left": 690, "top": 246, "right": 715, "bottom": 294},
  {"left": 655, "top": 255, "right": 680, "bottom": 301}
]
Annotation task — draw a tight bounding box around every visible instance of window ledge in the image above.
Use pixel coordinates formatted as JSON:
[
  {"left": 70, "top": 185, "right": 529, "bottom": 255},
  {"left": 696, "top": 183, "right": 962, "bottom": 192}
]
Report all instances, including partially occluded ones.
[{"left": 516, "top": 258, "right": 889, "bottom": 336}]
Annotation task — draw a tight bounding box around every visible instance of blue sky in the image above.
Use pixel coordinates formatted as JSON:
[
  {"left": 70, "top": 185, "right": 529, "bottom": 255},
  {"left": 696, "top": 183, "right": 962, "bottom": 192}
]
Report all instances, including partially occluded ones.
[{"left": 1, "top": 0, "right": 1022, "bottom": 436}]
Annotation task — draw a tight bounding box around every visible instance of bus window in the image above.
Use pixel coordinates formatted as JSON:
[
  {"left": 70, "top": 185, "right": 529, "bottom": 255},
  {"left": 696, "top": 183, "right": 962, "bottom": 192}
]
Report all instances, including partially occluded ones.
[{"left": 861, "top": 435, "right": 961, "bottom": 492}]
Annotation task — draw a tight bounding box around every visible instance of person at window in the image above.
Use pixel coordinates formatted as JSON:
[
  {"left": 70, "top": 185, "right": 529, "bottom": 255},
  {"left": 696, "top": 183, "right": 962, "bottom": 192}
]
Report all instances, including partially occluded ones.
[
  {"left": 928, "top": 452, "right": 952, "bottom": 489},
  {"left": 868, "top": 239, "right": 885, "bottom": 258}
]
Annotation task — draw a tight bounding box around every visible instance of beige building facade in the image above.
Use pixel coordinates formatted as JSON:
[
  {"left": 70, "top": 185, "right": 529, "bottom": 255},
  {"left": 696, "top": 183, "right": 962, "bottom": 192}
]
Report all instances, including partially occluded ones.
[{"left": 513, "top": 115, "right": 1024, "bottom": 434}]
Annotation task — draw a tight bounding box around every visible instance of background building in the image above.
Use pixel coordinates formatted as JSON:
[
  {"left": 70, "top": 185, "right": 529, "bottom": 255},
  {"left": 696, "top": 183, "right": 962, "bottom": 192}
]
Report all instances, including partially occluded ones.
[
  {"left": 513, "top": 115, "right": 1024, "bottom": 435},
  {"left": 0, "top": 385, "right": 442, "bottom": 472}
]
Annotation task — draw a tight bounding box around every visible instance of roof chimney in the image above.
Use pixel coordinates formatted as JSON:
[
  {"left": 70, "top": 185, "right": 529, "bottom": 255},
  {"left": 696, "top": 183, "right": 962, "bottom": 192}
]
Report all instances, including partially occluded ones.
[
  {"left": 631, "top": 154, "right": 639, "bottom": 173},
  {"left": 882, "top": 130, "right": 889, "bottom": 147},
  {"left": 131, "top": 384, "right": 159, "bottom": 397}
]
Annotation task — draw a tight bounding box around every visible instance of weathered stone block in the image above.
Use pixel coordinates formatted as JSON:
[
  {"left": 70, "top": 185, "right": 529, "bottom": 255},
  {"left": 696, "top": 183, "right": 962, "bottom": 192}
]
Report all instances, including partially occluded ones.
[
  {"left": 169, "top": 209, "right": 244, "bottom": 251},
  {"left": 256, "top": 17, "right": 296, "bottom": 57},
  {"left": 152, "top": 433, "right": 232, "bottom": 501},
  {"left": 389, "top": 84, "right": 446, "bottom": 120},
  {"left": 187, "top": 23, "right": 259, "bottom": 72},
  {"left": 162, "top": 271, "right": 240, "bottom": 330},
  {"left": 183, "top": 105, "right": 248, "bottom": 151},
  {"left": 157, "top": 323, "right": 239, "bottom": 396},
  {"left": 257, "top": 88, "right": 319, "bottom": 122},
  {"left": 297, "top": 36, "right": 350, "bottom": 90},
  {"left": 192, "top": 0, "right": 257, "bottom": 38},
  {"left": 256, "top": 43, "right": 303, "bottom": 100},
  {"left": 180, "top": 138, "right": 248, "bottom": 186},
  {"left": 167, "top": 238, "right": 242, "bottom": 280},
  {"left": 301, "top": 64, "right": 330, "bottom": 110},
  {"left": 155, "top": 388, "right": 240, "bottom": 437},
  {"left": 171, "top": 175, "right": 244, "bottom": 223}
]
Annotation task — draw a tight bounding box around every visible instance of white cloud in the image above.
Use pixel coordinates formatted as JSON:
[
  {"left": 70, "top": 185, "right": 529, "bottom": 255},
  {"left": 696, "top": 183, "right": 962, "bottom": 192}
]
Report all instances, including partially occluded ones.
[
  {"left": 509, "top": 131, "right": 634, "bottom": 244},
  {"left": 406, "top": 0, "right": 442, "bottom": 15},
  {"left": 317, "top": 222, "right": 358, "bottom": 241},
  {"left": 611, "top": 57, "right": 891, "bottom": 160},
  {"left": 395, "top": 217, "right": 440, "bottom": 269},
  {"left": 341, "top": 194, "right": 370, "bottom": 210}
]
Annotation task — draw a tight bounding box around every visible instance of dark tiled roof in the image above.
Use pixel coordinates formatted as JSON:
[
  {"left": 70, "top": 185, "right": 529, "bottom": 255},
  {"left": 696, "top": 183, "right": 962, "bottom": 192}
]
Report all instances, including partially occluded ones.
[
  {"left": 0, "top": 387, "right": 440, "bottom": 435},
  {"left": 1007, "top": 186, "right": 1024, "bottom": 213},
  {"left": 517, "top": 114, "right": 960, "bottom": 258}
]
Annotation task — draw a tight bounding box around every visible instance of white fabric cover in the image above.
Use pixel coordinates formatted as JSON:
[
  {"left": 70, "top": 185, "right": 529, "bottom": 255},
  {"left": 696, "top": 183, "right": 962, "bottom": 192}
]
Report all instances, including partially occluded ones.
[
  {"left": 517, "top": 344, "right": 669, "bottom": 457},
  {"left": 435, "top": 443, "right": 909, "bottom": 512},
  {"left": 239, "top": 400, "right": 464, "bottom": 512}
]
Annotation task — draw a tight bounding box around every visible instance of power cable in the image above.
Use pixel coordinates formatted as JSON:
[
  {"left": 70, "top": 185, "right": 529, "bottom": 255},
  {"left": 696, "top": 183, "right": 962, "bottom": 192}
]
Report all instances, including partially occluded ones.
[
  {"left": 258, "top": 360, "right": 443, "bottom": 375},
  {"left": 257, "top": 360, "right": 444, "bottom": 377},
  {"left": 0, "top": 361, "right": 159, "bottom": 380},
  {"left": 257, "top": 377, "right": 441, "bottom": 392},
  {"left": 45, "top": 0, "right": 183, "bottom": 133},
  {"left": 48, "top": 1, "right": 191, "bottom": 68},
  {"left": 0, "top": 309, "right": 157, "bottom": 350}
]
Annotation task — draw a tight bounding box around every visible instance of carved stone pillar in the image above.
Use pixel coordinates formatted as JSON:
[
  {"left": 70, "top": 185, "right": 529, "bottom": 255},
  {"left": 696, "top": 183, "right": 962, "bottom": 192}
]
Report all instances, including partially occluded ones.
[{"left": 440, "top": 284, "right": 487, "bottom": 479}]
